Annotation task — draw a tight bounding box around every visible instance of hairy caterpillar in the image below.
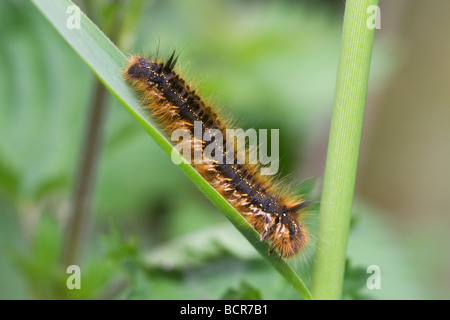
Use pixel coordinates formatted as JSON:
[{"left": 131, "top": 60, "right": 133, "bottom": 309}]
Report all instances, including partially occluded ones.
[{"left": 124, "top": 52, "right": 308, "bottom": 258}]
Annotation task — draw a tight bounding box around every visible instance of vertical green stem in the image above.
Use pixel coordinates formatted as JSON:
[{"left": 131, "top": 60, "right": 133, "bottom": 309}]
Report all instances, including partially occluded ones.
[
  {"left": 311, "top": 0, "right": 378, "bottom": 299},
  {"left": 63, "top": 79, "right": 107, "bottom": 266},
  {"left": 63, "top": 0, "right": 145, "bottom": 266}
]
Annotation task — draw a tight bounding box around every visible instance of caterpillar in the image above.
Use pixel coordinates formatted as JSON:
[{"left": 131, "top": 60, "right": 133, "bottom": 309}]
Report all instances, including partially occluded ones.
[{"left": 124, "top": 52, "right": 309, "bottom": 258}]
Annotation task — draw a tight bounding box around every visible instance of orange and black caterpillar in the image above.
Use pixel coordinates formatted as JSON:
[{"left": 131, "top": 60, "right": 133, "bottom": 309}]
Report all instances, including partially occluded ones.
[{"left": 125, "top": 52, "right": 308, "bottom": 258}]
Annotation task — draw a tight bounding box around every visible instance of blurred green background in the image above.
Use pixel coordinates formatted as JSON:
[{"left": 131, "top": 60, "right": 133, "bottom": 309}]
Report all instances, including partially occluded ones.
[{"left": 0, "top": 0, "right": 449, "bottom": 299}]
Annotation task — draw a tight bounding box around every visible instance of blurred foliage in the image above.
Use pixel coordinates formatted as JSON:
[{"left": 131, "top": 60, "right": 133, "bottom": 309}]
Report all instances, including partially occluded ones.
[
  {"left": 0, "top": 0, "right": 434, "bottom": 299},
  {"left": 343, "top": 259, "right": 374, "bottom": 300},
  {"left": 221, "top": 281, "right": 262, "bottom": 300}
]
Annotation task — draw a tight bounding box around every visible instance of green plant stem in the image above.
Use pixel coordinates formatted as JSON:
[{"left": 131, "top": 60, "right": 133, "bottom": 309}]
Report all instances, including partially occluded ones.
[
  {"left": 64, "top": 1, "right": 131, "bottom": 266},
  {"left": 64, "top": 79, "right": 107, "bottom": 266},
  {"left": 311, "top": 0, "right": 378, "bottom": 300}
]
